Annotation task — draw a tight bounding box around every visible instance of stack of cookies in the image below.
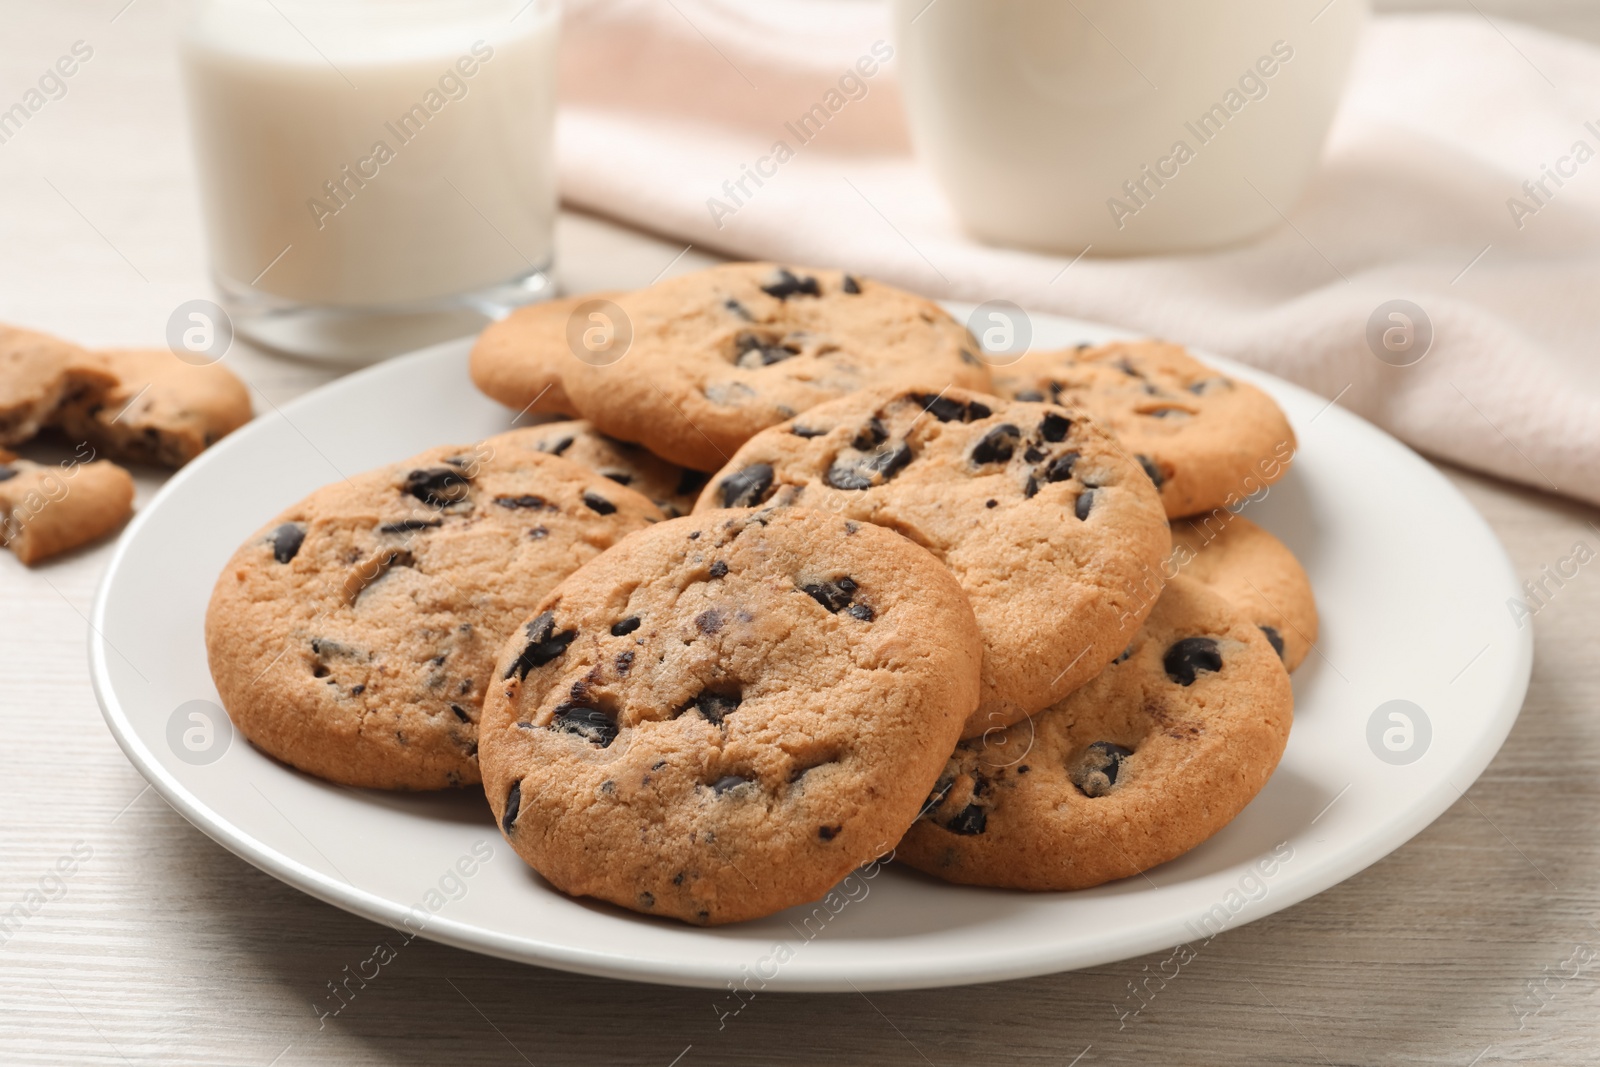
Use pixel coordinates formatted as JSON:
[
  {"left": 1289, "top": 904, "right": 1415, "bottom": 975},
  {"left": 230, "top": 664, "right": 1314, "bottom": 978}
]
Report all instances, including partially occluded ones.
[
  {"left": 0, "top": 325, "right": 251, "bottom": 563},
  {"left": 206, "top": 263, "right": 1316, "bottom": 925}
]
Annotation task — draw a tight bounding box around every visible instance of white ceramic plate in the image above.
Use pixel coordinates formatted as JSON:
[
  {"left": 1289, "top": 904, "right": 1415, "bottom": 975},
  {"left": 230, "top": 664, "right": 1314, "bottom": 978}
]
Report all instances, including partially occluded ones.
[{"left": 90, "top": 309, "right": 1532, "bottom": 991}]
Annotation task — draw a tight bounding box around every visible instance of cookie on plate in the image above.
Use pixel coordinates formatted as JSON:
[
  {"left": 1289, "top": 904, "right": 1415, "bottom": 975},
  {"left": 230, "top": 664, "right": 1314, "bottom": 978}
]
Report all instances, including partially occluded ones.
[
  {"left": 479, "top": 506, "right": 982, "bottom": 925},
  {"left": 0, "top": 449, "right": 134, "bottom": 565},
  {"left": 205, "top": 444, "right": 663, "bottom": 790},
  {"left": 469, "top": 293, "right": 624, "bottom": 418},
  {"left": 0, "top": 325, "right": 115, "bottom": 446},
  {"left": 899, "top": 576, "right": 1293, "bottom": 891},
  {"left": 992, "top": 339, "right": 1295, "bottom": 518},
  {"left": 52, "top": 348, "right": 252, "bottom": 467},
  {"left": 1170, "top": 513, "right": 1317, "bottom": 671},
  {"left": 695, "top": 387, "right": 1170, "bottom": 737},
  {"left": 495, "top": 420, "right": 708, "bottom": 518},
  {"left": 542, "top": 263, "right": 992, "bottom": 470}
]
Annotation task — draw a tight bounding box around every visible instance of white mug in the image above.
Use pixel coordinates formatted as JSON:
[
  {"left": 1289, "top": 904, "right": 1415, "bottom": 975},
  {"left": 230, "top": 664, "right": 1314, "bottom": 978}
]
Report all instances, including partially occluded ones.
[{"left": 893, "top": 0, "right": 1367, "bottom": 255}]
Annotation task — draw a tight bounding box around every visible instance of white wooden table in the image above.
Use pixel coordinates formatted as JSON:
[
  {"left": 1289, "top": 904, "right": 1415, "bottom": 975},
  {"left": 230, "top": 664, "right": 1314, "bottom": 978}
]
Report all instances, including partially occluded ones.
[{"left": 5, "top": 2, "right": 1600, "bottom": 1064}]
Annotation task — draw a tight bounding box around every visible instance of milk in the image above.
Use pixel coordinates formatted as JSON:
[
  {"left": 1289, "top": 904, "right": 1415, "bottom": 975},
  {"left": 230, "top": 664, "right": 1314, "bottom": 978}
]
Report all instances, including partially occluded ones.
[
  {"left": 894, "top": 0, "right": 1367, "bottom": 255},
  {"left": 182, "top": 0, "right": 559, "bottom": 313}
]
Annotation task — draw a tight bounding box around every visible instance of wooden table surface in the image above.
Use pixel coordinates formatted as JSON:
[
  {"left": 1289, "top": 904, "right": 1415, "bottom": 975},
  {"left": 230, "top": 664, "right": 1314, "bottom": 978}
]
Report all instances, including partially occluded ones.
[{"left": 5, "top": 3, "right": 1600, "bottom": 1065}]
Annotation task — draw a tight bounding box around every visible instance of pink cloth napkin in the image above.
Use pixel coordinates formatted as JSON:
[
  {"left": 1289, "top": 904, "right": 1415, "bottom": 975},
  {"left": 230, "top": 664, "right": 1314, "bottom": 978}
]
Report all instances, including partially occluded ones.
[{"left": 558, "top": 3, "right": 1600, "bottom": 506}]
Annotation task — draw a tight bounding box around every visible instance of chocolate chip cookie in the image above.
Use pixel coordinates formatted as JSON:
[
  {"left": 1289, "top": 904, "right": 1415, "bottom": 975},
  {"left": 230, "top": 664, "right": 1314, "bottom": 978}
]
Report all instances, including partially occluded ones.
[
  {"left": 694, "top": 387, "right": 1170, "bottom": 737},
  {"left": 899, "top": 576, "right": 1293, "bottom": 891},
  {"left": 205, "top": 445, "right": 663, "bottom": 790},
  {"left": 548, "top": 264, "right": 992, "bottom": 470},
  {"left": 1170, "top": 513, "right": 1317, "bottom": 671},
  {"left": 479, "top": 506, "right": 982, "bottom": 925},
  {"left": 0, "top": 325, "right": 115, "bottom": 447},
  {"left": 992, "top": 340, "right": 1296, "bottom": 518},
  {"left": 469, "top": 293, "right": 625, "bottom": 418},
  {"left": 495, "top": 420, "right": 708, "bottom": 517},
  {"left": 52, "top": 348, "right": 252, "bottom": 467},
  {"left": 0, "top": 448, "right": 134, "bottom": 565}
]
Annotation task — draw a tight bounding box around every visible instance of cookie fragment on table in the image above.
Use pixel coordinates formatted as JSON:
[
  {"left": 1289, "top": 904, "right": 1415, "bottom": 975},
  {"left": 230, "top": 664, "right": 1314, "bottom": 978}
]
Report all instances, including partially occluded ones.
[
  {"left": 0, "top": 325, "right": 115, "bottom": 447},
  {"left": 52, "top": 348, "right": 252, "bottom": 467},
  {"left": 0, "top": 449, "right": 134, "bottom": 565}
]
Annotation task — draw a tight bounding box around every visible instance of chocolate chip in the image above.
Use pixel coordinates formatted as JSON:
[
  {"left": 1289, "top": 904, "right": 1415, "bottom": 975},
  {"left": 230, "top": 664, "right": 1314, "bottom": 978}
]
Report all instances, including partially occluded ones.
[
  {"left": 1044, "top": 453, "right": 1079, "bottom": 483},
  {"left": 602, "top": 471, "right": 634, "bottom": 486},
  {"left": 695, "top": 608, "right": 725, "bottom": 634},
  {"left": 583, "top": 491, "right": 617, "bottom": 515},
  {"left": 1164, "top": 637, "right": 1222, "bottom": 686},
  {"left": 818, "top": 824, "right": 841, "bottom": 840},
  {"left": 496, "top": 494, "right": 550, "bottom": 510},
  {"left": 791, "top": 425, "right": 826, "bottom": 438},
  {"left": 1024, "top": 447, "right": 1044, "bottom": 463},
  {"left": 551, "top": 703, "right": 618, "bottom": 746},
  {"left": 450, "top": 704, "right": 471, "bottom": 723},
  {"left": 803, "top": 576, "right": 858, "bottom": 613},
  {"left": 853, "top": 418, "right": 888, "bottom": 451},
  {"left": 725, "top": 297, "right": 753, "bottom": 320},
  {"left": 405, "top": 468, "right": 469, "bottom": 507},
  {"left": 1017, "top": 765, "right": 1030, "bottom": 774},
  {"left": 689, "top": 691, "right": 741, "bottom": 725},
  {"left": 916, "top": 394, "right": 963, "bottom": 422},
  {"left": 529, "top": 526, "right": 548, "bottom": 539},
  {"left": 270, "top": 523, "right": 306, "bottom": 563},
  {"left": 960, "top": 348, "right": 982, "bottom": 367},
  {"left": 846, "top": 603, "right": 875, "bottom": 622},
  {"left": 826, "top": 442, "right": 911, "bottom": 490},
  {"left": 1070, "top": 741, "right": 1133, "bottom": 798},
  {"left": 1014, "top": 389, "right": 1046, "bottom": 402},
  {"left": 842, "top": 275, "right": 861, "bottom": 294},
  {"left": 1114, "top": 357, "right": 1141, "bottom": 376},
  {"left": 1039, "top": 413, "right": 1070, "bottom": 442},
  {"left": 378, "top": 519, "right": 441, "bottom": 534},
  {"left": 349, "top": 684, "right": 365, "bottom": 695},
  {"left": 985, "top": 499, "right": 997, "bottom": 508},
  {"left": 970, "top": 424, "right": 1020, "bottom": 466},
  {"left": 504, "top": 611, "right": 577, "bottom": 679},
  {"left": 1260, "top": 625, "right": 1286, "bottom": 660},
  {"left": 734, "top": 332, "right": 801, "bottom": 369},
  {"left": 711, "top": 775, "right": 752, "bottom": 794},
  {"left": 688, "top": 530, "right": 701, "bottom": 539},
  {"left": 708, "top": 560, "right": 728, "bottom": 579},
  {"left": 760, "top": 268, "right": 821, "bottom": 299},
  {"left": 1074, "top": 489, "right": 1096, "bottom": 520},
  {"left": 1114, "top": 644, "right": 1134, "bottom": 664},
  {"left": 0, "top": 465, "right": 16, "bottom": 482},
  {"left": 616, "top": 649, "right": 634, "bottom": 673},
  {"left": 502, "top": 781, "right": 522, "bottom": 832},
  {"left": 638, "top": 891, "right": 654, "bottom": 907},
  {"left": 540, "top": 435, "right": 575, "bottom": 456},
  {"left": 676, "top": 469, "right": 710, "bottom": 497},
  {"left": 1137, "top": 455, "right": 1165, "bottom": 489},
  {"left": 1023, "top": 475, "right": 1039, "bottom": 498},
  {"left": 945, "top": 804, "right": 987, "bottom": 835},
  {"left": 719, "top": 463, "right": 774, "bottom": 507},
  {"left": 611, "top": 616, "right": 641, "bottom": 637}
]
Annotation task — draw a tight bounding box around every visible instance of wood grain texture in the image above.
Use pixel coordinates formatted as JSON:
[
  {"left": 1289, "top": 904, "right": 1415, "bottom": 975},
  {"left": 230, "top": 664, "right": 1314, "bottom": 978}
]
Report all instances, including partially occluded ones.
[{"left": 5, "top": 2, "right": 1600, "bottom": 1064}]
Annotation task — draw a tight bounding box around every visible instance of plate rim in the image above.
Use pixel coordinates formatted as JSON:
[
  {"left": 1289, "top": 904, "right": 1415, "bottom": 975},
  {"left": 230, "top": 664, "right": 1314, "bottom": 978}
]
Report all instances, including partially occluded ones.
[{"left": 88, "top": 317, "right": 1534, "bottom": 991}]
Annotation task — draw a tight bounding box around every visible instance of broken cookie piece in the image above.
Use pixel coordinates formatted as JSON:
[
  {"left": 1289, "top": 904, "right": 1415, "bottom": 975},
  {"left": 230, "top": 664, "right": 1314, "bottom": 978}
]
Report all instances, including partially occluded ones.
[
  {"left": 51, "top": 348, "right": 252, "bottom": 467},
  {"left": 0, "top": 449, "right": 134, "bottom": 565}
]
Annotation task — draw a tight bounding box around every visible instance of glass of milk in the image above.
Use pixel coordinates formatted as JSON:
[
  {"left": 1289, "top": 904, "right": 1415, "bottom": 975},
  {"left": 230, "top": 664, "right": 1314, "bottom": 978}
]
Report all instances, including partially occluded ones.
[
  {"left": 182, "top": 0, "right": 560, "bottom": 362},
  {"left": 893, "top": 0, "right": 1367, "bottom": 256}
]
